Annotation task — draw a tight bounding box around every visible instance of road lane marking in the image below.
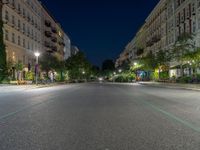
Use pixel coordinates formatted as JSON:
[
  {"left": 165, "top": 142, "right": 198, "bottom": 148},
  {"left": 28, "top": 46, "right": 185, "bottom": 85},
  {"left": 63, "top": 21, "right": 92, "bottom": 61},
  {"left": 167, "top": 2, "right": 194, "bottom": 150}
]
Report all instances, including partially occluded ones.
[
  {"left": 0, "top": 86, "right": 81, "bottom": 122},
  {"left": 117, "top": 86, "right": 200, "bottom": 133},
  {"left": 143, "top": 100, "right": 200, "bottom": 133},
  {"left": 0, "top": 98, "right": 54, "bottom": 121}
]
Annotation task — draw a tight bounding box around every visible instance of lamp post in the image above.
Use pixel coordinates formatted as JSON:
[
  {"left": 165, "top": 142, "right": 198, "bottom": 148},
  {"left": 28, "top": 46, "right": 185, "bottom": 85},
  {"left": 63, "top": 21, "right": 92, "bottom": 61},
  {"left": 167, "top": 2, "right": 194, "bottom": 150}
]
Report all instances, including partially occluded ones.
[
  {"left": 34, "top": 52, "right": 40, "bottom": 85},
  {"left": 82, "top": 71, "right": 86, "bottom": 82}
]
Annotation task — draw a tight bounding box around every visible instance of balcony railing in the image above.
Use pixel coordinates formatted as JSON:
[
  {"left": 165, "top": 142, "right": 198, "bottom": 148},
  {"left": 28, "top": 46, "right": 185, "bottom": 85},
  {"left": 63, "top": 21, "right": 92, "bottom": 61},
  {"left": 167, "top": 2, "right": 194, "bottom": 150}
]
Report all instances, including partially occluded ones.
[
  {"left": 51, "top": 37, "right": 57, "bottom": 43},
  {"left": 45, "top": 31, "right": 52, "bottom": 37},
  {"left": 45, "top": 20, "right": 51, "bottom": 27},
  {"left": 51, "top": 27, "right": 57, "bottom": 33},
  {"left": 51, "top": 46, "right": 57, "bottom": 52}
]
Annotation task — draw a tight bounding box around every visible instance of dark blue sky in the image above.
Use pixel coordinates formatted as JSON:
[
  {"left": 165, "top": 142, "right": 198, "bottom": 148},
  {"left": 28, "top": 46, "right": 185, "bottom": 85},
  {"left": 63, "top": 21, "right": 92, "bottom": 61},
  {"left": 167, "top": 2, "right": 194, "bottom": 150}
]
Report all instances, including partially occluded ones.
[{"left": 40, "top": 0, "right": 159, "bottom": 66}]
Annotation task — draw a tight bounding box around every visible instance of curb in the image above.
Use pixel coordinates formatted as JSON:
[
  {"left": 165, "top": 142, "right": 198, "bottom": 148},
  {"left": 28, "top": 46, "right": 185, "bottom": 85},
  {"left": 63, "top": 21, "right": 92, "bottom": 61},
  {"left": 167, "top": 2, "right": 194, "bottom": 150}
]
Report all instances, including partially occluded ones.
[{"left": 139, "top": 82, "right": 200, "bottom": 91}]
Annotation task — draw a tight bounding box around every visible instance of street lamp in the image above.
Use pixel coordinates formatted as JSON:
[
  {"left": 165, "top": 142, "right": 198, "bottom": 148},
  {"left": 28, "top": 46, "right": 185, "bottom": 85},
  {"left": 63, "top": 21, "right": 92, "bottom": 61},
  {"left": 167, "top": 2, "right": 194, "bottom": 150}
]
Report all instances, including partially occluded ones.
[
  {"left": 118, "top": 69, "right": 122, "bottom": 73},
  {"left": 34, "top": 52, "right": 40, "bottom": 85},
  {"left": 82, "top": 71, "right": 85, "bottom": 75},
  {"left": 134, "top": 62, "right": 138, "bottom": 66}
]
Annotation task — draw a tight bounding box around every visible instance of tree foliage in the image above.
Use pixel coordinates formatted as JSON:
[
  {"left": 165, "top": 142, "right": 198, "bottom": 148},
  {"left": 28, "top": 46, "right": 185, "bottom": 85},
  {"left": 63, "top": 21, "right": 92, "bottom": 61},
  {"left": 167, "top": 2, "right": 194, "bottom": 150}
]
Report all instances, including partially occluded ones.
[
  {"left": 0, "top": 20, "right": 7, "bottom": 82},
  {"left": 65, "top": 51, "right": 92, "bottom": 80},
  {"left": 172, "top": 33, "right": 196, "bottom": 76}
]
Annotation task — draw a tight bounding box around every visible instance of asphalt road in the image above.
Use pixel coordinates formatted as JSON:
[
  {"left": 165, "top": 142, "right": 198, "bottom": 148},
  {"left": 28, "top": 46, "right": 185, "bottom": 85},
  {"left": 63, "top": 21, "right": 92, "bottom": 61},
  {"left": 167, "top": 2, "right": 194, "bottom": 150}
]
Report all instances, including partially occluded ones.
[{"left": 0, "top": 83, "right": 200, "bottom": 150}]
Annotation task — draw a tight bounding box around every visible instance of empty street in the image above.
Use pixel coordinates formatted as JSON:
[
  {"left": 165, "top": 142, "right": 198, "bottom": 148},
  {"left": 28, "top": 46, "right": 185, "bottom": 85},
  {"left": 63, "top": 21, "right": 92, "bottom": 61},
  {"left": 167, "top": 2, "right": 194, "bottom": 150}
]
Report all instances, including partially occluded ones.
[{"left": 0, "top": 83, "right": 200, "bottom": 149}]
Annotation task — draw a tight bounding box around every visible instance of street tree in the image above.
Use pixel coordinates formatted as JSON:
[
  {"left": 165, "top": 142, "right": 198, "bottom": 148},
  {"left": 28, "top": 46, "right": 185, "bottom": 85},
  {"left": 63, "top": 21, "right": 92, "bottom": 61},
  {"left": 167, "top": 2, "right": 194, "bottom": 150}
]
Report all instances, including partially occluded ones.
[
  {"left": 40, "top": 53, "right": 59, "bottom": 78},
  {"left": 0, "top": 19, "right": 7, "bottom": 82},
  {"left": 155, "top": 49, "right": 171, "bottom": 79},
  {"left": 172, "top": 32, "right": 195, "bottom": 76},
  {"left": 183, "top": 48, "right": 200, "bottom": 76},
  {"left": 15, "top": 61, "right": 23, "bottom": 80},
  {"left": 65, "top": 52, "right": 92, "bottom": 80}
]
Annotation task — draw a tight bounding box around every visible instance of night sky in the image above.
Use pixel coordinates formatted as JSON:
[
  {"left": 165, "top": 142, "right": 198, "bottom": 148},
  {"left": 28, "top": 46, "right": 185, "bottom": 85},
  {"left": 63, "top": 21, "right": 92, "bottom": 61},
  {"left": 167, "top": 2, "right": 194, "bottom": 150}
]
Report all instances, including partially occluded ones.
[{"left": 40, "top": 0, "right": 159, "bottom": 66}]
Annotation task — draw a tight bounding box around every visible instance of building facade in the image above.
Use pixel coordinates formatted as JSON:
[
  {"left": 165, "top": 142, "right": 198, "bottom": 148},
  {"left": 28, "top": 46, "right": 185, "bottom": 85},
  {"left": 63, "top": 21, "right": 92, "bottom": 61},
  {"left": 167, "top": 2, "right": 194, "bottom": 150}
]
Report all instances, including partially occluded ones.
[
  {"left": 71, "top": 45, "right": 79, "bottom": 56},
  {"left": 1, "top": 0, "right": 70, "bottom": 79},
  {"left": 2, "top": 0, "right": 43, "bottom": 74},
  {"left": 63, "top": 33, "right": 71, "bottom": 60},
  {"left": 117, "top": 0, "right": 200, "bottom": 77},
  {"left": 41, "top": 6, "right": 65, "bottom": 61}
]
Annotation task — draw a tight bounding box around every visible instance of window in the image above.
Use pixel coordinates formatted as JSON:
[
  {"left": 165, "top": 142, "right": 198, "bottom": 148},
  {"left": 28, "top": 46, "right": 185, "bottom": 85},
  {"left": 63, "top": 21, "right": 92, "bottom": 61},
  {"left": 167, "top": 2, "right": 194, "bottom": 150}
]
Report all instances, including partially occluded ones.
[
  {"left": 192, "top": 21, "right": 196, "bottom": 33},
  {"left": 12, "top": 15, "right": 15, "bottom": 25},
  {"left": 23, "top": 39, "right": 25, "bottom": 48},
  {"left": 5, "top": 11, "right": 9, "bottom": 21},
  {"left": 23, "top": 23, "right": 25, "bottom": 33},
  {"left": 198, "top": 17, "right": 200, "bottom": 29},
  {"left": 12, "top": 33, "right": 15, "bottom": 43},
  {"left": 5, "top": 30, "right": 9, "bottom": 41},
  {"left": 11, "top": 0, "right": 15, "bottom": 8},
  {"left": 27, "top": 26, "right": 30, "bottom": 36},
  {"left": 198, "top": 0, "right": 200, "bottom": 8},
  {"left": 27, "top": 41, "right": 30, "bottom": 49},
  {"left": 31, "top": 29, "right": 33, "bottom": 38},
  {"left": 18, "top": 36, "right": 21, "bottom": 46},
  {"left": 18, "top": 3, "right": 21, "bottom": 13},
  {"left": 18, "top": 20, "right": 20, "bottom": 29},
  {"left": 192, "top": 3, "right": 195, "bottom": 14},
  {"left": 23, "top": 8, "right": 25, "bottom": 17},
  {"left": 31, "top": 43, "right": 33, "bottom": 51}
]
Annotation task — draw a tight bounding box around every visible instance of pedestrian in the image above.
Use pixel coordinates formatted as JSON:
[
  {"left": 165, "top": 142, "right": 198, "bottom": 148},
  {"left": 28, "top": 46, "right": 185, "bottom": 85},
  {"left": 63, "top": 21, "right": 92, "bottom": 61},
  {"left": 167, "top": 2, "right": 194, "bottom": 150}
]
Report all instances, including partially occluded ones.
[{"left": 50, "top": 72, "right": 54, "bottom": 83}]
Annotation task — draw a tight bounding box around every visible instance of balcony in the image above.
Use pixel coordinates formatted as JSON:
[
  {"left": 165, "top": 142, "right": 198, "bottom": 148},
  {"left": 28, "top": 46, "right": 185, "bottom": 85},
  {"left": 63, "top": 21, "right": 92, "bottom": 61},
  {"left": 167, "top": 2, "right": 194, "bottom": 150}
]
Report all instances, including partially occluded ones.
[
  {"left": 59, "top": 41, "right": 65, "bottom": 46},
  {"left": 44, "top": 41, "right": 51, "bottom": 48},
  {"left": 2, "top": 0, "right": 9, "bottom": 4},
  {"left": 152, "top": 35, "right": 161, "bottom": 43},
  {"left": 17, "top": 9, "right": 21, "bottom": 14},
  {"left": 27, "top": 17, "right": 31, "bottom": 22},
  {"left": 51, "top": 37, "right": 57, "bottom": 43},
  {"left": 45, "top": 20, "right": 51, "bottom": 27},
  {"left": 135, "top": 48, "right": 144, "bottom": 56},
  {"left": 146, "top": 40, "right": 154, "bottom": 47},
  {"left": 45, "top": 31, "right": 52, "bottom": 37},
  {"left": 51, "top": 27, "right": 57, "bottom": 33},
  {"left": 51, "top": 46, "right": 57, "bottom": 52},
  {"left": 31, "top": 20, "right": 34, "bottom": 25}
]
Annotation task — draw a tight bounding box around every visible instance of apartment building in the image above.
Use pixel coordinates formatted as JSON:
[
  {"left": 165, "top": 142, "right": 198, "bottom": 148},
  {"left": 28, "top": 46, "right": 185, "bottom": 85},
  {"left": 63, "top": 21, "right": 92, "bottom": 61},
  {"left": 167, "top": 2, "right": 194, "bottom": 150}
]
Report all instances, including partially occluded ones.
[
  {"left": 64, "top": 34, "right": 71, "bottom": 60},
  {"left": 2, "top": 0, "right": 43, "bottom": 74},
  {"left": 117, "top": 0, "right": 200, "bottom": 76},
  {"left": 145, "top": 0, "right": 167, "bottom": 54},
  {"left": 0, "top": 1, "right": 2, "bottom": 19},
  {"left": 115, "top": 48, "right": 130, "bottom": 68},
  {"left": 71, "top": 45, "right": 79, "bottom": 56},
  {"left": 1, "top": 0, "right": 70, "bottom": 79},
  {"left": 41, "top": 6, "right": 65, "bottom": 61},
  {"left": 115, "top": 24, "right": 147, "bottom": 68}
]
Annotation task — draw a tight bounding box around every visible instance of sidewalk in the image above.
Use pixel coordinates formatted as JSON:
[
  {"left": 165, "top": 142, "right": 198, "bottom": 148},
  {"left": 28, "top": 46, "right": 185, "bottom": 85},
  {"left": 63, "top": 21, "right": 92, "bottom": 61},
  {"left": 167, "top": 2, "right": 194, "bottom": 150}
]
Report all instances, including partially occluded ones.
[
  {"left": 0, "top": 82, "right": 66, "bottom": 92},
  {"left": 139, "top": 81, "right": 200, "bottom": 91}
]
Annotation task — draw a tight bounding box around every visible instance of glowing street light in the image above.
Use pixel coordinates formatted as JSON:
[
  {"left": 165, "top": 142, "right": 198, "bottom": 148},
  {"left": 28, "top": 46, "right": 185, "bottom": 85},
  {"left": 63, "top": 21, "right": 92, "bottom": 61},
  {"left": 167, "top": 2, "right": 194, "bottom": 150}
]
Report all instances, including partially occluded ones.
[
  {"left": 34, "top": 52, "right": 40, "bottom": 85},
  {"left": 134, "top": 62, "right": 138, "bottom": 66},
  {"left": 82, "top": 71, "right": 85, "bottom": 74},
  {"left": 118, "top": 69, "right": 122, "bottom": 73}
]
